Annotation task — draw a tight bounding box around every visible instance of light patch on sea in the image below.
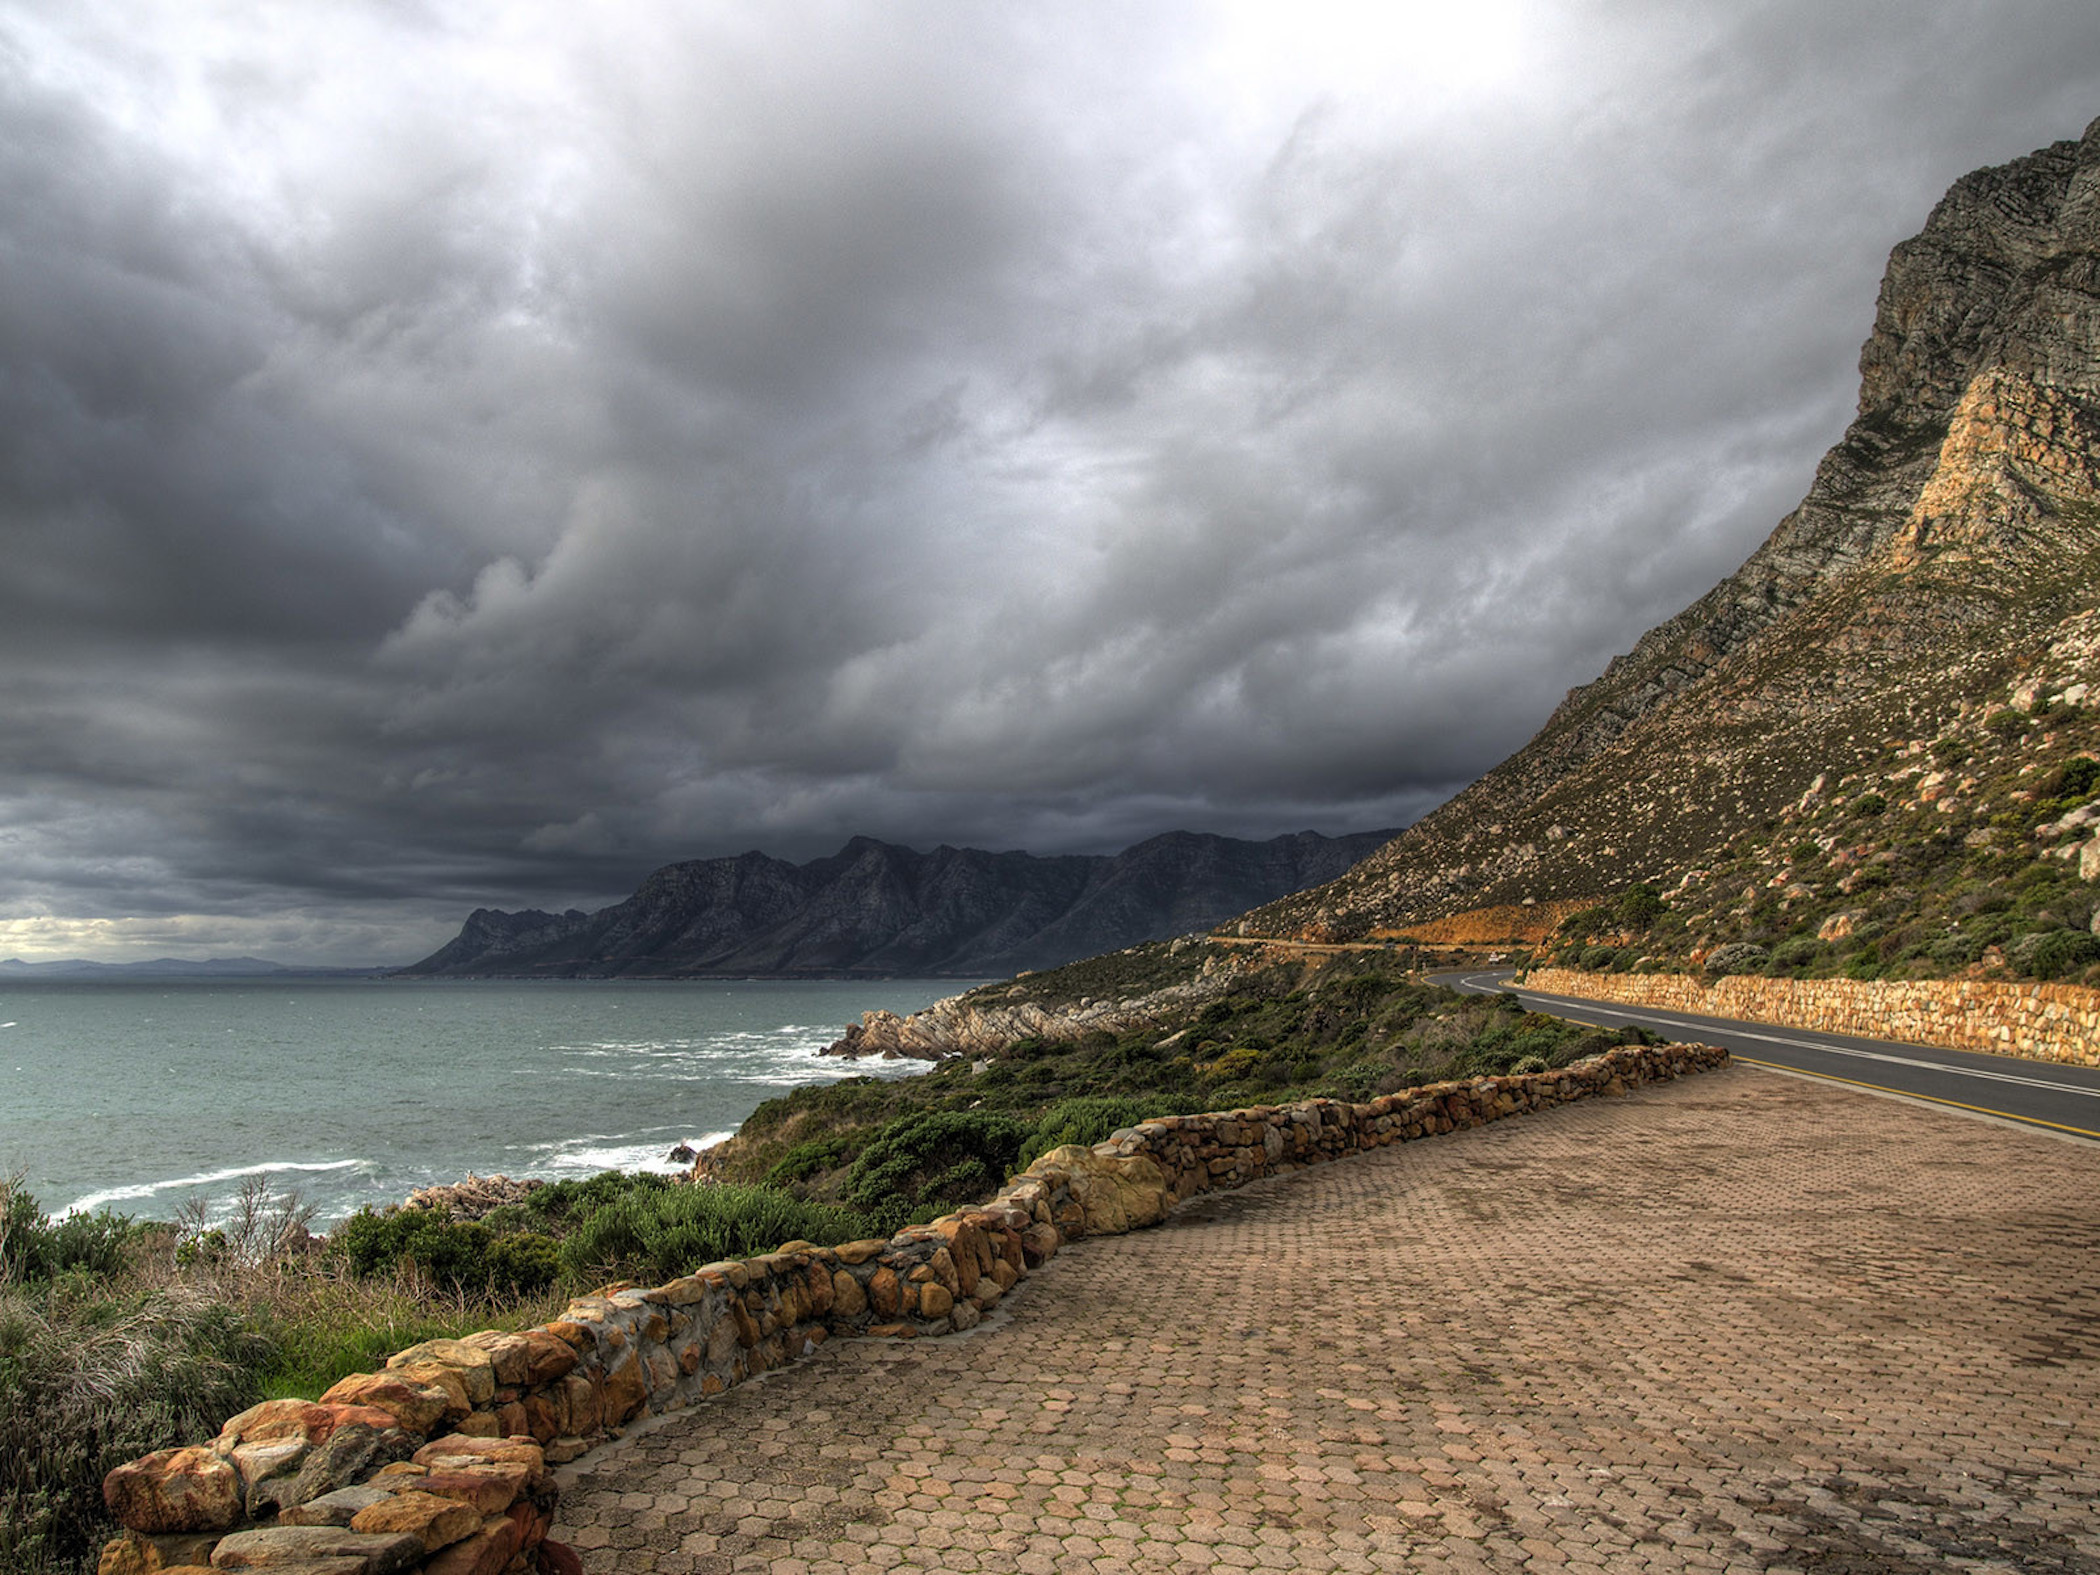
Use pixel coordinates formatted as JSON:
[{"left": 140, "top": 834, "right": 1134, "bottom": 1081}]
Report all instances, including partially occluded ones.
[{"left": 0, "top": 978, "right": 969, "bottom": 1226}]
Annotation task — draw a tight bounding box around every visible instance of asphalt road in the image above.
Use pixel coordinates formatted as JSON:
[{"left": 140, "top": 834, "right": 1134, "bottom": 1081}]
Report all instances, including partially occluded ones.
[{"left": 1442, "top": 968, "right": 2100, "bottom": 1143}]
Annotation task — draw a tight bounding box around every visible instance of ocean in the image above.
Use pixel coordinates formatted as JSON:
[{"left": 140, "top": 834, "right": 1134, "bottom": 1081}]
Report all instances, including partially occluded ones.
[{"left": 0, "top": 977, "right": 968, "bottom": 1227}]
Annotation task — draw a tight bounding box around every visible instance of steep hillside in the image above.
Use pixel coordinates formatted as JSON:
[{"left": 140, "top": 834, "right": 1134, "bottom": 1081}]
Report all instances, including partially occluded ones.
[
  {"left": 401, "top": 829, "right": 1393, "bottom": 978},
  {"left": 1241, "top": 115, "right": 2100, "bottom": 946}
]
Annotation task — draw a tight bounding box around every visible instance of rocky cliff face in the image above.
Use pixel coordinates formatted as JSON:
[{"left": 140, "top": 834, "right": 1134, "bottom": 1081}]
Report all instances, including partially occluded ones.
[
  {"left": 402, "top": 829, "right": 1394, "bottom": 978},
  {"left": 1246, "top": 115, "right": 2100, "bottom": 942}
]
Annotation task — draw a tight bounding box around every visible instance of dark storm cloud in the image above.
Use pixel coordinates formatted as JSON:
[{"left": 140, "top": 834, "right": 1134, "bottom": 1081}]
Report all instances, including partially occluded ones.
[{"left": 2, "top": 0, "right": 2099, "bottom": 962}]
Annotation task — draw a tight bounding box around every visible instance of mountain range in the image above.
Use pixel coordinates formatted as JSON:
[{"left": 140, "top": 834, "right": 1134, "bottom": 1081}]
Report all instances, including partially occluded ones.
[{"left": 402, "top": 829, "right": 1395, "bottom": 979}]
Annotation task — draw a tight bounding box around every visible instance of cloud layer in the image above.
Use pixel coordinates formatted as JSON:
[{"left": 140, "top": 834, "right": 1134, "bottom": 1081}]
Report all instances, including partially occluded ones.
[{"left": 4, "top": 1, "right": 2099, "bottom": 963}]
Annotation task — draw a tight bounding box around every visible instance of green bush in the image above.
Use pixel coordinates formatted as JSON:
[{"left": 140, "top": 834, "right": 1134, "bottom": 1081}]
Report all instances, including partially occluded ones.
[
  {"left": 843, "top": 1112, "right": 1032, "bottom": 1234},
  {"left": 1615, "top": 883, "right": 1666, "bottom": 929},
  {"left": 1850, "top": 793, "right": 1888, "bottom": 818},
  {"left": 0, "top": 1179, "right": 141, "bottom": 1285},
  {"left": 1768, "top": 937, "right": 1823, "bottom": 972},
  {"left": 557, "top": 1184, "right": 870, "bottom": 1285},
  {"left": 761, "top": 1132, "right": 870, "bottom": 1190},
  {"left": 2010, "top": 927, "right": 2100, "bottom": 981},
  {"left": 1015, "top": 1096, "right": 1196, "bottom": 1171},
  {"left": 1703, "top": 942, "right": 1770, "bottom": 978},
  {"left": 332, "top": 1208, "right": 492, "bottom": 1290},
  {"left": 2049, "top": 755, "right": 2100, "bottom": 806},
  {"left": 1928, "top": 931, "right": 1986, "bottom": 967}
]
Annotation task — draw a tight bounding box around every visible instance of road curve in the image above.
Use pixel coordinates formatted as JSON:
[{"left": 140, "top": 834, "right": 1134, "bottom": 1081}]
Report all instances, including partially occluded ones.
[{"left": 1443, "top": 968, "right": 2100, "bottom": 1142}]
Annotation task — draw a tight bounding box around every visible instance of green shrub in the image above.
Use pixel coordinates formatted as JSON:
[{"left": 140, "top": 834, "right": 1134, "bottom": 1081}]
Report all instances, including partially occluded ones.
[
  {"left": 2049, "top": 755, "right": 2100, "bottom": 806},
  {"left": 1850, "top": 793, "right": 1888, "bottom": 818},
  {"left": 1928, "top": 932, "right": 1986, "bottom": 967},
  {"left": 761, "top": 1132, "right": 871, "bottom": 1190},
  {"left": 557, "top": 1184, "right": 870, "bottom": 1285},
  {"left": 843, "top": 1112, "right": 1031, "bottom": 1234},
  {"left": 2010, "top": 928, "right": 2100, "bottom": 981},
  {"left": 1768, "top": 937, "right": 1823, "bottom": 972},
  {"left": 1703, "top": 942, "right": 1770, "bottom": 978},
  {"left": 1015, "top": 1096, "right": 1198, "bottom": 1171},
  {"left": 1615, "top": 883, "right": 1666, "bottom": 929},
  {"left": 0, "top": 1179, "right": 141, "bottom": 1285}
]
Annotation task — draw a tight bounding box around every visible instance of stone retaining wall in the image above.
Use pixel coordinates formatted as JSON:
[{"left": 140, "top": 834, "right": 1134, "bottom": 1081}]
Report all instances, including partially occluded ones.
[
  {"left": 1522, "top": 967, "right": 2100, "bottom": 1069},
  {"left": 97, "top": 1041, "right": 1728, "bottom": 1575}
]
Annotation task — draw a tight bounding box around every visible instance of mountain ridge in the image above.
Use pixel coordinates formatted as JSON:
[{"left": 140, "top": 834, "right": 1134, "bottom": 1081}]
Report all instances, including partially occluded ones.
[{"left": 401, "top": 828, "right": 1397, "bottom": 979}]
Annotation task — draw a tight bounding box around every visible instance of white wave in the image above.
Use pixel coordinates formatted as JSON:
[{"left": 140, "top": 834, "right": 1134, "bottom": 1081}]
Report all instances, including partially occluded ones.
[
  {"left": 529, "top": 1130, "right": 737, "bottom": 1176},
  {"left": 66, "top": 1157, "right": 369, "bottom": 1216}
]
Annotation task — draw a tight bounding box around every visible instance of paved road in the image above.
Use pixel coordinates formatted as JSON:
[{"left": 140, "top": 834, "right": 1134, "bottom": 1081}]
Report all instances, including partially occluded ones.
[
  {"left": 554, "top": 1069, "right": 2100, "bottom": 1574},
  {"left": 1443, "top": 968, "right": 2100, "bottom": 1143}
]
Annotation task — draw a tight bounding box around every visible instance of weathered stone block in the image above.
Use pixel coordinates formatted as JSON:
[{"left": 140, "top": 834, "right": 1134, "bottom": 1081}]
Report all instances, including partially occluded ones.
[
  {"left": 207, "top": 1524, "right": 422, "bottom": 1572},
  {"left": 104, "top": 1447, "right": 242, "bottom": 1535}
]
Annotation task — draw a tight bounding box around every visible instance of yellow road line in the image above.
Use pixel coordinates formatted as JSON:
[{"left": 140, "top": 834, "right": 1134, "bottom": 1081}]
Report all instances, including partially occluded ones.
[{"left": 1731, "top": 1054, "right": 2100, "bottom": 1139}]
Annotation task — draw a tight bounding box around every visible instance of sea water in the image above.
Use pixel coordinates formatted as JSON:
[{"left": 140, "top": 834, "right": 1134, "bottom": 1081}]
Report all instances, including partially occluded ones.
[{"left": 0, "top": 978, "right": 967, "bottom": 1226}]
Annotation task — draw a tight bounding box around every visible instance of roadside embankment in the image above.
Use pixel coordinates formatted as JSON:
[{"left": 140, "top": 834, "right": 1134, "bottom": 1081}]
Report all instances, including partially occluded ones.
[
  {"left": 1523, "top": 966, "right": 2100, "bottom": 1068},
  {"left": 94, "top": 1040, "right": 1726, "bottom": 1575}
]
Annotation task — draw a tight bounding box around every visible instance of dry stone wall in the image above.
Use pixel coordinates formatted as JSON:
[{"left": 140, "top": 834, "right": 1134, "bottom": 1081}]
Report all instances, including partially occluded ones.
[
  {"left": 97, "top": 1041, "right": 1727, "bottom": 1575},
  {"left": 1523, "top": 967, "right": 2100, "bottom": 1068}
]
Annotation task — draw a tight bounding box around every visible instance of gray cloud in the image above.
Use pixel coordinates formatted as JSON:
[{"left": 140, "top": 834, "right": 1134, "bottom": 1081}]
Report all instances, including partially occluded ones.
[{"left": 2, "top": 1, "right": 2098, "bottom": 963}]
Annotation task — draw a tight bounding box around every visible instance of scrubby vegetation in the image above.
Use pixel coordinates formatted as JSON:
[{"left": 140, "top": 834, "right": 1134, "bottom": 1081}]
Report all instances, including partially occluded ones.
[
  {"left": 1537, "top": 692, "right": 2100, "bottom": 987},
  {"left": 702, "top": 956, "right": 1648, "bottom": 1205},
  {"left": 0, "top": 1173, "right": 559, "bottom": 1574}
]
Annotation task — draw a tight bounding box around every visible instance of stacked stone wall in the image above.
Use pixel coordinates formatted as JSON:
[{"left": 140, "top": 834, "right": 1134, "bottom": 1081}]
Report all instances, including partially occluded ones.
[
  {"left": 96, "top": 1041, "right": 1727, "bottom": 1575},
  {"left": 1523, "top": 968, "right": 2100, "bottom": 1068}
]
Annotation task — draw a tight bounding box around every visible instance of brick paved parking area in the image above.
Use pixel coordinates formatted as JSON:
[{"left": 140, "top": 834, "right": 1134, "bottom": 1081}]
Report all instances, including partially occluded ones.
[{"left": 554, "top": 1067, "right": 2100, "bottom": 1573}]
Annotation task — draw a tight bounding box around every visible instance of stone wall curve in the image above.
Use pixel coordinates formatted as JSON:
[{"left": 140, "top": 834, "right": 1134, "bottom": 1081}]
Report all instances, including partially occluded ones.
[{"left": 95, "top": 1040, "right": 1728, "bottom": 1575}]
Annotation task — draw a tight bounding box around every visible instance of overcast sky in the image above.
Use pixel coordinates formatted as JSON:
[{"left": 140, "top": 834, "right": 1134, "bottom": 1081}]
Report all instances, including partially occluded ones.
[{"left": 3, "top": 2, "right": 2098, "bottom": 965}]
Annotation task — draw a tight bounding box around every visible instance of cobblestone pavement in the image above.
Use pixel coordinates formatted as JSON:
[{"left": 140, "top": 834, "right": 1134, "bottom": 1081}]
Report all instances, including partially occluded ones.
[{"left": 553, "top": 1068, "right": 2100, "bottom": 1573}]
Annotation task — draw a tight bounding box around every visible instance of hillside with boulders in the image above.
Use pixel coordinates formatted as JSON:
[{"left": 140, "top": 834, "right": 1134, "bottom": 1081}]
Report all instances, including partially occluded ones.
[{"left": 1232, "top": 115, "right": 2100, "bottom": 982}]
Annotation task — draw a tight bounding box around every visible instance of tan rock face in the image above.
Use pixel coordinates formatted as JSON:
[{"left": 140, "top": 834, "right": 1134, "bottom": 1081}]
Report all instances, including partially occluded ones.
[
  {"left": 95, "top": 1531, "right": 220, "bottom": 1575},
  {"left": 409, "top": 1435, "right": 546, "bottom": 1487},
  {"left": 420, "top": 1519, "right": 518, "bottom": 1575},
  {"left": 103, "top": 1447, "right": 243, "bottom": 1535},
  {"left": 917, "top": 1282, "right": 954, "bottom": 1320},
  {"left": 317, "top": 1373, "right": 453, "bottom": 1438},
  {"left": 207, "top": 1523, "right": 423, "bottom": 1571},
  {"left": 1027, "top": 1145, "right": 1171, "bottom": 1235},
  {"left": 599, "top": 1349, "right": 649, "bottom": 1427},
  {"left": 388, "top": 1341, "right": 496, "bottom": 1406},
  {"left": 350, "top": 1488, "right": 482, "bottom": 1552},
  {"left": 414, "top": 1461, "right": 533, "bottom": 1516},
  {"left": 867, "top": 1266, "right": 901, "bottom": 1318},
  {"left": 831, "top": 1269, "right": 867, "bottom": 1318}
]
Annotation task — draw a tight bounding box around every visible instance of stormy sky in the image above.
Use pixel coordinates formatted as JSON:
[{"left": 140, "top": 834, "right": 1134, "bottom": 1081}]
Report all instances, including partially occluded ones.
[{"left": 4, "top": 2, "right": 2099, "bottom": 965}]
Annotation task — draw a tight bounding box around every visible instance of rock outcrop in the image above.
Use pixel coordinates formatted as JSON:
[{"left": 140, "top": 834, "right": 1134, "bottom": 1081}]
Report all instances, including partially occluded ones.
[{"left": 403, "top": 829, "right": 1393, "bottom": 979}]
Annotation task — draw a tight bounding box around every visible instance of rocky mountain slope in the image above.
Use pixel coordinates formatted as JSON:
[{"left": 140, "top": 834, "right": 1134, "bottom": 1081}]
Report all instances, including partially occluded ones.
[
  {"left": 401, "top": 829, "right": 1393, "bottom": 978},
  {"left": 1238, "top": 114, "right": 2100, "bottom": 947},
  {"left": 822, "top": 114, "right": 2100, "bottom": 1061}
]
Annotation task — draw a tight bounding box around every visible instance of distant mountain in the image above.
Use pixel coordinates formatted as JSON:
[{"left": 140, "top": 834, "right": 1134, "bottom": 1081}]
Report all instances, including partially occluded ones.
[
  {"left": 0, "top": 956, "right": 371, "bottom": 979},
  {"left": 401, "top": 830, "right": 1397, "bottom": 978}
]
